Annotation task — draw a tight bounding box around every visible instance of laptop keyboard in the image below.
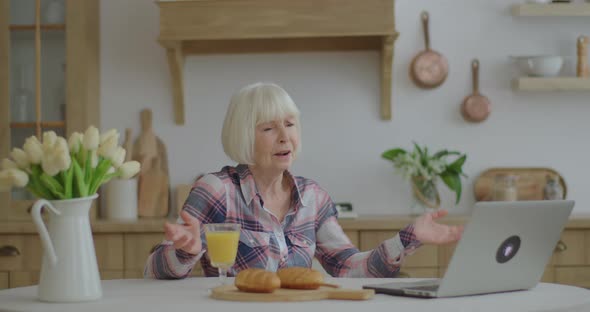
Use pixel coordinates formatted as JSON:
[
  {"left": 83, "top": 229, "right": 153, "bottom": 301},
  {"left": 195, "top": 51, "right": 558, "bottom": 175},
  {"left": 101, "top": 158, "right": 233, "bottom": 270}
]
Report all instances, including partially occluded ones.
[{"left": 406, "top": 284, "right": 440, "bottom": 292}]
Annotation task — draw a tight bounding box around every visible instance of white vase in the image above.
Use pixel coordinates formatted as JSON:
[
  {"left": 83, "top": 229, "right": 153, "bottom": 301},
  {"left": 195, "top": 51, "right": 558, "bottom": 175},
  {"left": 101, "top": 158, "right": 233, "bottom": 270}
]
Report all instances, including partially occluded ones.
[
  {"left": 31, "top": 194, "right": 102, "bottom": 302},
  {"left": 104, "top": 178, "right": 138, "bottom": 221}
]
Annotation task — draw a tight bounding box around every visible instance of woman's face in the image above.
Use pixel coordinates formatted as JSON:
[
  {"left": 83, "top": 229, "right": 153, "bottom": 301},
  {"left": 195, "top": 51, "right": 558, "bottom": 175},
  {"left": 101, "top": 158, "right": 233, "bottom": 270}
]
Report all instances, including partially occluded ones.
[{"left": 253, "top": 115, "right": 299, "bottom": 173}]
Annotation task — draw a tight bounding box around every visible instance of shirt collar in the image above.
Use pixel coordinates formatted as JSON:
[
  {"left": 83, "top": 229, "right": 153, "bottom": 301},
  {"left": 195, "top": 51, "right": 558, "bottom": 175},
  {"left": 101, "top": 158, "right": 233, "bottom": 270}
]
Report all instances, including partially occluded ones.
[{"left": 236, "top": 164, "right": 308, "bottom": 208}]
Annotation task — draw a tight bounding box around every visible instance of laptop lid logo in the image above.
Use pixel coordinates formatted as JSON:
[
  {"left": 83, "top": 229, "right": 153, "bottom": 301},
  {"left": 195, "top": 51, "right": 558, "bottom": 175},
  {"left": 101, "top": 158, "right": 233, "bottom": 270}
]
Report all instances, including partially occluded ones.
[{"left": 496, "top": 235, "right": 521, "bottom": 263}]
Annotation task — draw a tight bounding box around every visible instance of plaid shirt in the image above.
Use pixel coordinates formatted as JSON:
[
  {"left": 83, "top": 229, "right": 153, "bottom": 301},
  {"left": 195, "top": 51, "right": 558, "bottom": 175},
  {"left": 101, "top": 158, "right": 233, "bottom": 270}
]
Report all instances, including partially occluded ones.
[{"left": 145, "top": 165, "right": 421, "bottom": 279}]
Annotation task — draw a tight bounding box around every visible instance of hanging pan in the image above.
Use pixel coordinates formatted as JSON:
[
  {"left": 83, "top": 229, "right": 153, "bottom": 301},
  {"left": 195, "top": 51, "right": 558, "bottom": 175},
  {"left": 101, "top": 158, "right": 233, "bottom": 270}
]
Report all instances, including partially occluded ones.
[
  {"left": 461, "top": 59, "right": 491, "bottom": 122},
  {"left": 409, "top": 11, "right": 449, "bottom": 89}
]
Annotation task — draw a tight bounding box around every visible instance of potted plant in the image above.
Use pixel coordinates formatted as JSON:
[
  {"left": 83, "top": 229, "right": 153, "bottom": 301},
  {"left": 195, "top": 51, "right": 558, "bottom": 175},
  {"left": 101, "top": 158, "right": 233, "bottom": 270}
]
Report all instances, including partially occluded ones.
[{"left": 382, "top": 142, "right": 467, "bottom": 214}]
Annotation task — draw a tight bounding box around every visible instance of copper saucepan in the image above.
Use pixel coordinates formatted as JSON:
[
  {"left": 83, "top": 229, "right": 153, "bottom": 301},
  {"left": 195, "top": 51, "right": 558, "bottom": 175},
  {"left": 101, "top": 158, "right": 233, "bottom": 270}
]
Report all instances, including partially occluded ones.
[
  {"left": 410, "top": 11, "right": 449, "bottom": 89},
  {"left": 461, "top": 59, "right": 491, "bottom": 122}
]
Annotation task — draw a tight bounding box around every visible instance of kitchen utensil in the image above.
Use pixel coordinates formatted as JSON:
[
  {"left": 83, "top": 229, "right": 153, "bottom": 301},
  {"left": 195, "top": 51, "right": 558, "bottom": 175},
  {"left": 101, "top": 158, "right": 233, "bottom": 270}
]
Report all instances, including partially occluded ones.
[
  {"left": 210, "top": 284, "right": 374, "bottom": 302},
  {"left": 474, "top": 167, "right": 567, "bottom": 202},
  {"left": 513, "top": 55, "right": 563, "bottom": 77},
  {"left": 461, "top": 59, "right": 491, "bottom": 123},
  {"left": 577, "top": 35, "right": 589, "bottom": 78},
  {"left": 133, "top": 109, "right": 169, "bottom": 217},
  {"left": 410, "top": 11, "right": 448, "bottom": 89}
]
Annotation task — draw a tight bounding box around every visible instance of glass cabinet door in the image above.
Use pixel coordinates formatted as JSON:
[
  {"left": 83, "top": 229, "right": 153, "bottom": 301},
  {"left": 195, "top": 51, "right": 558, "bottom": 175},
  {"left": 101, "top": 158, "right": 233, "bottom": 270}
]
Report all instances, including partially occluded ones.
[{"left": 3, "top": 0, "right": 67, "bottom": 217}]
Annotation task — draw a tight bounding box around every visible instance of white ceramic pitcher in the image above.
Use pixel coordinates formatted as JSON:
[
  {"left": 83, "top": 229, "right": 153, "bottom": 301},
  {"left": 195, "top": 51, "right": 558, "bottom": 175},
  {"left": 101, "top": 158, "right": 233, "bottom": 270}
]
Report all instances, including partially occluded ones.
[{"left": 31, "top": 194, "right": 102, "bottom": 302}]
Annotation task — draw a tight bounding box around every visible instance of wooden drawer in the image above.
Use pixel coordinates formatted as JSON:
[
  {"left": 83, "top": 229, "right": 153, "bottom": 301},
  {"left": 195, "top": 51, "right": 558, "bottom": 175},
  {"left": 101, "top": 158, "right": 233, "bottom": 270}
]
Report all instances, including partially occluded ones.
[
  {"left": 101, "top": 270, "right": 124, "bottom": 280},
  {"left": 552, "top": 231, "right": 585, "bottom": 266},
  {"left": 438, "top": 243, "right": 458, "bottom": 267},
  {"left": 0, "top": 235, "right": 42, "bottom": 271},
  {"left": 360, "top": 231, "right": 437, "bottom": 267},
  {"left": 402, "top": 267, "right": 438, "bottom": 278},
  {"left": 343, "top": 230, "right": 359, "bottom": 248},
  {"left": 125, "top": 234, "right": 165, "bottom": 271},
  {"left": 10, "top": 271, "right": 39, "bottom": 288},
  {"left": 94, "top": 234, "right": 124, "bottom": 270},
  {"left": 555, "top": 267, "right": 590, "bottom": 288},
  {"left": 0, "top": 272, "right": 8, "bottom": 289},
  {"left": 158, "top": 0, "right": 394, "bottom": 40},
  {"left": 124, "top": 234, "right": 203, "bottom": 275}
]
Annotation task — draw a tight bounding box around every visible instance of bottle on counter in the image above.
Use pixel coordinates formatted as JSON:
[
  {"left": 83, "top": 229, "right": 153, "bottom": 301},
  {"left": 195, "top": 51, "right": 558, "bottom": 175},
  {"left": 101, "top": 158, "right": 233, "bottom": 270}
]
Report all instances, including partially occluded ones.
[{"left": 543, "top": 174, "right": 564, "bottom": 200}]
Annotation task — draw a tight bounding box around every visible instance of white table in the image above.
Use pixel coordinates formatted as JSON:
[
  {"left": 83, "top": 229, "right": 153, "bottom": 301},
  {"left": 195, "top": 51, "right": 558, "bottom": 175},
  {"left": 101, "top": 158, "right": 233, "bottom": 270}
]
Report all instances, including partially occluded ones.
[{"left": 0, "top": 278, "right": 589, "bottom": 312}]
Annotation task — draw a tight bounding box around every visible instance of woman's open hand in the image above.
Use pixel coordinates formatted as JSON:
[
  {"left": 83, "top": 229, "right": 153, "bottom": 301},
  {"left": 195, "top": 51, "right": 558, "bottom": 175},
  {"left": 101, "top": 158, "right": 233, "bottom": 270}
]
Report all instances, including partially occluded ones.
[
  {"left": 414, "top": 209, "right": 463, "bottom": 245},
  {"left": 164, "top": 211, "right": 202, "bottom": 255}
]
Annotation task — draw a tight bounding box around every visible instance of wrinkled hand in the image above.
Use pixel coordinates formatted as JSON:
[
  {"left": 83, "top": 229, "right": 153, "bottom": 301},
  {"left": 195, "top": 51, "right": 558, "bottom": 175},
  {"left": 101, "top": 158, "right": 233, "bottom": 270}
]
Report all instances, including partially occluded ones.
[
  {"left": 414, "top": 209, "right": 463, "bottom": 245},
  {"left": 164, "top": 211, "right": 202, "bottom": 255}
]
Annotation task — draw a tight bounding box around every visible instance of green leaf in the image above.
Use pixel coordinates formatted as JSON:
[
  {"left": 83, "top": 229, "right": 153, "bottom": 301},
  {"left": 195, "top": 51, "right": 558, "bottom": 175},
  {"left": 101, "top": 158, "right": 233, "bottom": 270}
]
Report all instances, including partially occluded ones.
[
  {"left": 433, "top": 150, "right": 461, "bottom": 159},
  {"left": 40, "top": 173, "right": 66, "bottom": 199},
  {"left": 441, "top": 172, "right": 462, "bottom": 204},
  {"left": 84, "top": 150, "right": 92, "bottom": 185},
  {"left": 447, "top": 155, "right": 467, "bottom": 174},
  {"left": 29, "top": 165, "right": 55, "bottom": 199},
  {"left": 64, "top": 165, "right": 74, "bottom": 199},
  {"left": 381, "top": 148, "right": 406, "bottom": 161},
  {"left": 88, "top": 158, "right": 112, "bottom": 195},
  {"left": 73, "top": 158, "right": 88, "bottom": 197}
]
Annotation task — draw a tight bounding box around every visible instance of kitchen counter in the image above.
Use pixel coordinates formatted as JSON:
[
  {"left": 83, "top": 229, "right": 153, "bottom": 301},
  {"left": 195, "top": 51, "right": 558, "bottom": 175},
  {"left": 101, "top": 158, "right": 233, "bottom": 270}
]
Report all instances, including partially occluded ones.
[{"left": 2, "top": 215, "right": 590, "bottom": 234}]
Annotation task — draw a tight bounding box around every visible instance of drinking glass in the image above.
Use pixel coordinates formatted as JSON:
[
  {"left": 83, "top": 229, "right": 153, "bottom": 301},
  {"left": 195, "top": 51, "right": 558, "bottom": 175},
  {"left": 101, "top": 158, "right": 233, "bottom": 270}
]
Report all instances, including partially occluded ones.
[{"left": 204, "top": 223, "right": 241, "bottom": 285}]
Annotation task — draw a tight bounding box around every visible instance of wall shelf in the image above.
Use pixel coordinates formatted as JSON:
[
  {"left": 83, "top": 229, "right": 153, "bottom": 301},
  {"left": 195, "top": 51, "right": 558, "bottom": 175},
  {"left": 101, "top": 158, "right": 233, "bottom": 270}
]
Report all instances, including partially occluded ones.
[
  {"left": 157, "top": 0, "right": 398, "bottom": 125},
  {"left": 512, "top": 4, "right": 590, "bottom": 16},
  {"left": 512, "top": 77, "right": 590, "bottom": 91}
]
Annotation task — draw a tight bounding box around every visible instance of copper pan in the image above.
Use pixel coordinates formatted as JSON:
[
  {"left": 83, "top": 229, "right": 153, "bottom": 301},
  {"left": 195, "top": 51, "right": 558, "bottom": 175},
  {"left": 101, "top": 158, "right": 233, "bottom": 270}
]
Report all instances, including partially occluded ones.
[
  {"left": 410, "top": 11, "right": 448, "bottom": 89},
  {"left": 461, "top": 59, "right": 491, "bottom": 122}
]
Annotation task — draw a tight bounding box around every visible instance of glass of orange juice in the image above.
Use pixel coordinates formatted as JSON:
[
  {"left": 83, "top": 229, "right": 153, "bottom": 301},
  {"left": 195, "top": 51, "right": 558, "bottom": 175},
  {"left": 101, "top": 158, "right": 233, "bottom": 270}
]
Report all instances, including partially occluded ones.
[{"left": 204, "top": 223, "right": 241, "bottom": 285}]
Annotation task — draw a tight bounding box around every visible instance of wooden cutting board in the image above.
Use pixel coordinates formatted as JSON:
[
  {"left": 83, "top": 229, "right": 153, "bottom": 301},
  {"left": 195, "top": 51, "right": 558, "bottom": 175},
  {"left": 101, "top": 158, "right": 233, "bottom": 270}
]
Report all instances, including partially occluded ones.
[
  {"left": 133, "top": 109, "right": 170, "bottom": 217},
  {"left": 474, "top": 167, "right": 567, "bottom": 201},
  {"left": 210, "top": 285, "right": 374, "bottom": 302}
]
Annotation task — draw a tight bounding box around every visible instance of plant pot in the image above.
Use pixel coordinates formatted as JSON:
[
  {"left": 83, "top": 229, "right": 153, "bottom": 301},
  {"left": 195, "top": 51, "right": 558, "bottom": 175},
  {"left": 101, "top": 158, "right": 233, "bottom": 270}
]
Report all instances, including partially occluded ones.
[{"left": 410, "top": 176, "right": 440, "bottom": 216}]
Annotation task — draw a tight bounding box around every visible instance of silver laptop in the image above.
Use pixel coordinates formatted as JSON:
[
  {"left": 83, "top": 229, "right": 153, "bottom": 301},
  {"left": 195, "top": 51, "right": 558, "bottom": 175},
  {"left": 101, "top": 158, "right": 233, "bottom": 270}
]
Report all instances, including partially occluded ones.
[{"left": 363, "top": 200, "right": 575, "bottom": 298}]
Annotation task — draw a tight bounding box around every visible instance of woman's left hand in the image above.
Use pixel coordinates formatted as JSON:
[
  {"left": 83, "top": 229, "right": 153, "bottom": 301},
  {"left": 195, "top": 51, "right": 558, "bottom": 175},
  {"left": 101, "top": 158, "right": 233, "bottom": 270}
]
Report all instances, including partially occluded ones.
[{"left": 414, "top": 209, "right": 463, "bottom": 245}]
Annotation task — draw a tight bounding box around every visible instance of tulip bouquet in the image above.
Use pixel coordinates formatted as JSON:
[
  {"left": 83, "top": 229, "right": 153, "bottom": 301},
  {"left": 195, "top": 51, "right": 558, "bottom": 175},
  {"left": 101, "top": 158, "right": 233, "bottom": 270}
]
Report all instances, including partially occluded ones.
[{"left": 0, "top": 126, "right": 140, "bottom": 200}]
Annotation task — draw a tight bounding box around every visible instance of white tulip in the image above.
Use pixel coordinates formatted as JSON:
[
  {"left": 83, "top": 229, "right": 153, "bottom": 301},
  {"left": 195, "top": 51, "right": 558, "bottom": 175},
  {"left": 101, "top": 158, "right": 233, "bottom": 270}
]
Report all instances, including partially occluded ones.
[
  {"left": 110, "top": 147, "right": 126, "bottom": 168},
  {"left": 41, "top": 151, "right": 61, "bottom": 177},
  {"left": 97, "top": 135, "right": 118, "bottom": 159},
  {"left": 118, "top": 161, "right": 140, "bottom": 179},
  {"left": 83, "top": 126, "right": 100, "bottom": 150},
  {"left": 68, "top": 132, "right": 83, "bottom": 153},
  {"left": 42, "top": 131, "right": 58, "bottom": 151},
  {"left": 0, "top": 170, "right": 13, "bottom": 192},
  {"left": 23, "top": 136, "right": 44, "bottom": 164},
  {"left": 54, "top": 138, "right": 71, "bottom": 172},
  {"left": 8, "top": 169, "right": 28, "bottom": 187},
  {"left": 1, "top": 158, "right": 18, "bottom": 170},
  {"left": 100, "top": 129, "right": 119, "bottom": 145},
  {"left": 107, "top": 166, "right": 116, "bottom": 174},
  {"left": 91, "top": 151, "right": 99, "bottom": 168},
  {"left": 10, "top": 148, "right": 30, "bottom": 170}
]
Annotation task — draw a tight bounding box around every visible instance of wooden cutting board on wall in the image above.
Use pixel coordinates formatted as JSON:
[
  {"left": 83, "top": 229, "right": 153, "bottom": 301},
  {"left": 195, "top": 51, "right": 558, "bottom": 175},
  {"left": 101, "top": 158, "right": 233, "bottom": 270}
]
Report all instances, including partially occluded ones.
[{"left": 132, "top": 109, "right": 169, "bottom": 218}]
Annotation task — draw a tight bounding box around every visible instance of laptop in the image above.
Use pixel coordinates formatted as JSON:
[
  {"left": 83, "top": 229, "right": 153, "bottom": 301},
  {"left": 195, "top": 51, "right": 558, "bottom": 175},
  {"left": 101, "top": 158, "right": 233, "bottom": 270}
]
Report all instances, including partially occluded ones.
[{"left": 363, "top": 200, "right": 575, "bottom": 298}]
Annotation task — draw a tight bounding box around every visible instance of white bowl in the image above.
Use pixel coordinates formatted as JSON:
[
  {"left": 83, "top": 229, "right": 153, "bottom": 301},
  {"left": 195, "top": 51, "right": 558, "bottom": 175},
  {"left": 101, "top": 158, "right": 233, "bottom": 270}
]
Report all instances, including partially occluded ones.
[{"left": 512, "top": 55, "right": 564, "bottom": 77}]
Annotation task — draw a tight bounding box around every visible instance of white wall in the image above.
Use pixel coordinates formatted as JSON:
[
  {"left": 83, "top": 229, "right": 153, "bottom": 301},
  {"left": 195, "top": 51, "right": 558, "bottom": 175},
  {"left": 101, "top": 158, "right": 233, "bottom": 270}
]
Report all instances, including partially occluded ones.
[{"left": 100, "top": 0, "right": 590, "bottom": 216}]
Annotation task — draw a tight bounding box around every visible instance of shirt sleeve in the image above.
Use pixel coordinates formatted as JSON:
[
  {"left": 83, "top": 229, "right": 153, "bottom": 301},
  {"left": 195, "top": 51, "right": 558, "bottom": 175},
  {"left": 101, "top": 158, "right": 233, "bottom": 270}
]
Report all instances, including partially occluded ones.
[
  {"left": 314, "top": 192, "right": 422, "bottom": 278},
  {"left": 144, "top": 174, "right": 227, "bottom": 279}
]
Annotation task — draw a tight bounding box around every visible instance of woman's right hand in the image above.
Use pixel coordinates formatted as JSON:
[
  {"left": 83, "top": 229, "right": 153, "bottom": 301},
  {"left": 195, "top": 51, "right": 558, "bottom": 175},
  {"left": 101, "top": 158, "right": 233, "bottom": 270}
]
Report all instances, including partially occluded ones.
[{"left": 164, "top": 211, "right": 202, "bottom": 255}]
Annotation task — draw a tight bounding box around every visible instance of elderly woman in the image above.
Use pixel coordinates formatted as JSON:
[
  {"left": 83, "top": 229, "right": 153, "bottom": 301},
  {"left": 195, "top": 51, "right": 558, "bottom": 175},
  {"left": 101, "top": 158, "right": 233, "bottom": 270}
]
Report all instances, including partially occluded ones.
[{"left": 145, "top": 82, "right": 462, "bottom": 279}]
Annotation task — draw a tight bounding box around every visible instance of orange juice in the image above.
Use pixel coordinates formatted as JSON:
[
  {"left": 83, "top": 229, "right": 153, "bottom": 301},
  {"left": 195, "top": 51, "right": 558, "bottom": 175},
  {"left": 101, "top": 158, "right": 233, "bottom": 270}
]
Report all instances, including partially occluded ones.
[{"left": 206, "top": 231, "right": 240, "bottom": 268}]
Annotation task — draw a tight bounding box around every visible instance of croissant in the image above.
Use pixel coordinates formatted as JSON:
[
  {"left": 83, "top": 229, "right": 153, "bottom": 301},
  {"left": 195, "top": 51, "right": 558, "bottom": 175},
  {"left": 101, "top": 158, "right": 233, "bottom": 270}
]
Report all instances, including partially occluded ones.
[
  {"left": 234, "top": 268, "right": 281, "bottom": 293},
  {"left": 276, "top": 267, "right": 338, "bottom": 290}
]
